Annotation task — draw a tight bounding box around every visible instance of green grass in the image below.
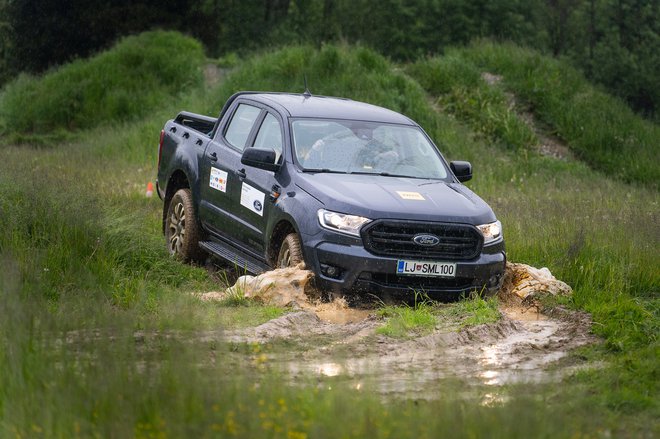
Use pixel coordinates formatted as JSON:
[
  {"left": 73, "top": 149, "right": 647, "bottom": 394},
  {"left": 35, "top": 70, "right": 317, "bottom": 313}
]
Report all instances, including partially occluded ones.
[
  {"left": 376, "top": 293, "right": 437, "bottom": 337},
  {"left": 0, "top": 30, "right": 204, "bottom": 138},
  {"left": 436, "top": 296, "right": 501, "bottom": 329},
  {"left": 407, "top": 55, "right": 538, "bottom": 151},
  {"left": 408, "top": 41, "right": 660, "bottom": 188},
  {"left": 0, "top": 37, "right": 658, "bottom": 437},
  {"left": 376, "top": 294, "right": 500, "bottom": 337}
]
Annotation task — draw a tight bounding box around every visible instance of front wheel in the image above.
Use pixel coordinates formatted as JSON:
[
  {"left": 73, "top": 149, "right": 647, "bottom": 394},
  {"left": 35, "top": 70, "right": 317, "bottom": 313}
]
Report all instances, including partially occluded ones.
[
  {"left": 276, "top": 233, "right": 304, "bottom": 268},
  {"left": 165, "top": 188, "right": 203, "bottom": 262}
]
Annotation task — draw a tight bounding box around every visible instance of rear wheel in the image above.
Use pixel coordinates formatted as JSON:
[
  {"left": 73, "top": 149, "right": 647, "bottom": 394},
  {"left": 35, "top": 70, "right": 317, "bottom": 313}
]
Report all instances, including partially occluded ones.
[
  {"left": 276, "top": 233, "right": 304, "bottom": 268},
  {"left": 165, "top": 188, "right": 202, "bottom": 261}
]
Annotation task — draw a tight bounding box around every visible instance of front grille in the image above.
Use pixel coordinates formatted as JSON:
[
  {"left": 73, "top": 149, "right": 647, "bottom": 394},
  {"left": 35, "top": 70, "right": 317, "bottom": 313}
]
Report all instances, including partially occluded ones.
[{"left": 361, "top": 220, "right": 482, "bottom": 260}]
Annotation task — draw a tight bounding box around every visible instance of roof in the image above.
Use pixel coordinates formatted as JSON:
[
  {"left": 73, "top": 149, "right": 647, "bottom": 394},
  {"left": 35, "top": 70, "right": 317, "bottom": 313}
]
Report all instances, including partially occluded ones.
[{"left": 241, "top": 92, "right": 415, "bottom": 125}]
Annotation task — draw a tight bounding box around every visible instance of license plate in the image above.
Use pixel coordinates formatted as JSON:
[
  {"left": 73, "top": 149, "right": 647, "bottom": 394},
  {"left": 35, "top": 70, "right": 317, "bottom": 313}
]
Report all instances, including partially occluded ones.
[{"left": 396, "top": 260, "right": 456, "bottom": 277}]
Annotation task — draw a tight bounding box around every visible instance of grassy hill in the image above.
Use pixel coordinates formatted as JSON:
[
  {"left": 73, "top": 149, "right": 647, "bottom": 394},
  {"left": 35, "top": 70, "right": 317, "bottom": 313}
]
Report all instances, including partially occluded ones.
[
  {"left": 0, "top": 34, "right": 657, "bottom": 437},
  {"left": 0, "top": 31, "right": 204, "bottom": 138},
  {"left": 407, "top": 41, "right": 660, "bottom": 189}
]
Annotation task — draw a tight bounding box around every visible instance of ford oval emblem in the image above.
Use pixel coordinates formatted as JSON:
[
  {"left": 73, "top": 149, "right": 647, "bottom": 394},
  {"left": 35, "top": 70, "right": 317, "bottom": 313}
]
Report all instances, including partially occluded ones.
[{"left": 413, "top": 234, "right": 440, "bottom": 247}]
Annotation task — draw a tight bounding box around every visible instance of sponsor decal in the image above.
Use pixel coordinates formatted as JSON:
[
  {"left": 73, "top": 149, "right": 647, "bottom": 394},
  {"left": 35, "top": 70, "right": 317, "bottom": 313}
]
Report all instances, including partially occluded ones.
[
  {"left": 240, "top": 183, "right": 266, "bottom": 216},
  {"left": 209, "top": 167, "right": 228, "bottom": 192},
  {"left": 396, "top": 191, "right": 425, "bottom": 201}
]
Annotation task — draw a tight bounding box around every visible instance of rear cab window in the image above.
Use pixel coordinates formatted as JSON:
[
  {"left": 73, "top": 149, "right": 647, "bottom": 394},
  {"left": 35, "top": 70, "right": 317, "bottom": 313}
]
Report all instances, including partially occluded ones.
[{"left": 224, "top": 103, "right": 261, "bottom": 150}]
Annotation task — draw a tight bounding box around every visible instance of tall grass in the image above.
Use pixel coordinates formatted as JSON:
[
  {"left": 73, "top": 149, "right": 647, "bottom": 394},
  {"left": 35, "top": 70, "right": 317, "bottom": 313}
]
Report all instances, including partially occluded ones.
[
  {"left": 444, "top": 41, "right": 659, "bottom": 188},
  {"left": 0, "top": 31, "right": 204, "bottom": 136},
  {"left": 0, "top": 282, "right": 610, "bottom": 439},
  {"left": 407, "top": 55, "right": 538, "bottom": 151}
]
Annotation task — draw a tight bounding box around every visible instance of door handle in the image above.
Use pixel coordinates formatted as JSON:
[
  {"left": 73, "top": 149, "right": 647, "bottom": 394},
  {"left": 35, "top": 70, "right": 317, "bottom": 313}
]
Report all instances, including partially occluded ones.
[
  {"left": 208, "top": 152, "right": 218, "bottom": 162},
  {"left": 236, "top": 168, "right": 246, "bottom": 180}
]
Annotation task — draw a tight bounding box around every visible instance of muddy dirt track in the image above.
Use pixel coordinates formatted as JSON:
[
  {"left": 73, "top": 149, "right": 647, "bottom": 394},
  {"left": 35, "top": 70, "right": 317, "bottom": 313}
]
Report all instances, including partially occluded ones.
[
  {"left": 219, "top": 302, "right": 595, "bottom": 398},
  {"left": 198, "top": 264, "right": 598, "bottom": 398}
]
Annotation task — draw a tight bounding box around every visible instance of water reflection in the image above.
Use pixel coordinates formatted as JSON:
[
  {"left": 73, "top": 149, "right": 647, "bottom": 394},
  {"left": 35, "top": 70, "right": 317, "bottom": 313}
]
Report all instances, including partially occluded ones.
[{"left": 317, "top": 362, "right": 343, "bottom": 377}]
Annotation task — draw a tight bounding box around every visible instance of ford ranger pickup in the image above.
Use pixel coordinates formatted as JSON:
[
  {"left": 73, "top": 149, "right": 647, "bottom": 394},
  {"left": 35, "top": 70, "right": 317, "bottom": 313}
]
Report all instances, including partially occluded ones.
[{"left": 156, "top": 91, "right": 506, "bottom": 298}]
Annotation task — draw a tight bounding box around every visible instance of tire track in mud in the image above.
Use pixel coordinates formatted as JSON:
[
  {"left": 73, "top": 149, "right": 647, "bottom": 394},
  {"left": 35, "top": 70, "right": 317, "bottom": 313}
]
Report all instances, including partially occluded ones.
[
  {"left": 198, "top": 263, "right": 599, "bottom": 397},
  {"left": 222, "top": 300, "right": 597, "bottom": 397}
]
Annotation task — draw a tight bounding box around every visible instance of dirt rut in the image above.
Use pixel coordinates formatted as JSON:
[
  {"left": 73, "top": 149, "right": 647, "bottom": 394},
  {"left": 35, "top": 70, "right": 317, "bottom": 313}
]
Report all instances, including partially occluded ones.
[{"left": 205, "top": 264, "right": 598, "bottom": 397}]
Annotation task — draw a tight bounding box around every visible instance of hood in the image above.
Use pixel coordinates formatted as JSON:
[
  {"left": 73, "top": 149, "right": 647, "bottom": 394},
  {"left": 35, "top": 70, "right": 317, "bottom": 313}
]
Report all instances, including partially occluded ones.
[{"left": 295, "top": 173, "right": 496, "bottom": 225}]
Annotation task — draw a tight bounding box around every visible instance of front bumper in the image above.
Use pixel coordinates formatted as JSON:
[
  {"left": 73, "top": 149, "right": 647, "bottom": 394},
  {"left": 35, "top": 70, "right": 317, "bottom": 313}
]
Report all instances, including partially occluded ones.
[{"left": 302, "top": 232, "right": 506, "bottom": 299}]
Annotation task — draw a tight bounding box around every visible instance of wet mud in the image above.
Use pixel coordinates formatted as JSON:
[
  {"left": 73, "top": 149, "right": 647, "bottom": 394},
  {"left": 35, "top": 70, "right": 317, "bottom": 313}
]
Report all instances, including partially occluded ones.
[{"left": 200, "top": 263, "right": 598, "bottom": 397}]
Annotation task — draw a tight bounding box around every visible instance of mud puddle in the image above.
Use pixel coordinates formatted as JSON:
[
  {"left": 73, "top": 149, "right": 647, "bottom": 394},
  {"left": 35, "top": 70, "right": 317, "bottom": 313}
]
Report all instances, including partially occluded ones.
[
  {"left": 200, "top": 263, "right": 598, "bottom": 398},
  {"left": 230, "top": 306, "right": 594, "bottom": 398}
]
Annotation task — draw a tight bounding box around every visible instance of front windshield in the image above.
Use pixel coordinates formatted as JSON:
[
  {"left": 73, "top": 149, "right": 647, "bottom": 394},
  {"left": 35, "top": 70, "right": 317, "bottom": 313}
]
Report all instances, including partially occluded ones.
[{"left": 292, "top": 119, "right": 449, "bottom": 179}]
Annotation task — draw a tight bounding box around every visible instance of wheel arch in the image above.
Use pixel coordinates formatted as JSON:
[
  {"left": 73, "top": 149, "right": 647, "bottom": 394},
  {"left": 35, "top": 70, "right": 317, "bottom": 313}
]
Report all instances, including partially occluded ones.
[
  {"left": 162, "top": 169, "right": 191, "bottom": 234},
  {"left": 267, "top": 219, "right": 299, "bottom": 267}
]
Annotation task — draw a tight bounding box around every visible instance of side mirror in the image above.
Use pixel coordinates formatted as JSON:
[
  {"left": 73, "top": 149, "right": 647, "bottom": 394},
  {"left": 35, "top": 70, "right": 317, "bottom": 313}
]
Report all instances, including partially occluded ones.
[
  {"left": 450, "top": 161, "right": 472, "bottom": 182},
  {"left": 241, "top": 148, "right": 279, "bottom": 172}
]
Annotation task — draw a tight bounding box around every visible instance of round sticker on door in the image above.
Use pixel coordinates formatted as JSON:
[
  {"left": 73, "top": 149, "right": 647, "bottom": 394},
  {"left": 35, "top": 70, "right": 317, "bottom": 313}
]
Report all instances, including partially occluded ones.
[{"left": 253, "top": 200, "right": 263, "bottom": 212}]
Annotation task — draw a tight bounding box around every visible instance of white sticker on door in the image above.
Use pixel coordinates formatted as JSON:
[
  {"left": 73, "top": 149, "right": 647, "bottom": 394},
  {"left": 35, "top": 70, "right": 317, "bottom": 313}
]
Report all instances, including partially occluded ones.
[
  {"left": 209, "top": 167, "right": 228, "bottom": 192},
  {"left": 240, "top": 182, "right": 266, "bottom": 216}
]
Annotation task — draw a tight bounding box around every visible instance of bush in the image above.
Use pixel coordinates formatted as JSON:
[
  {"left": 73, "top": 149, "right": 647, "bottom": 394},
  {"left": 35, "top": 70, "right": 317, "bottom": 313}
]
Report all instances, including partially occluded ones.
[{"left": 0, "top": 31, "right": 204, "bottom": 135}]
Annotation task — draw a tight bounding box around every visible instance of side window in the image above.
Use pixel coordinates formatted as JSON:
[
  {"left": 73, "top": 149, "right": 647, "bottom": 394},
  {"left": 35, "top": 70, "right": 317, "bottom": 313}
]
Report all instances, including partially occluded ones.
[
  {"left": 224, "top": 104, "right": 261, "bottom": 150},
  {"left": 253, "top": 113, "right": 283, "bottom": 161}
]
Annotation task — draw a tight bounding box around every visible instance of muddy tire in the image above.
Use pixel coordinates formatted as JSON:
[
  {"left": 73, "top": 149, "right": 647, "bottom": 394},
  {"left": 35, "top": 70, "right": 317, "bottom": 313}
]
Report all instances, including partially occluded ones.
[
  {"left": 165, "top": 188, "right": 203, "bottom": 262},
  {"left": 277, "top": 233, "right": 304, "bottom": 268}
]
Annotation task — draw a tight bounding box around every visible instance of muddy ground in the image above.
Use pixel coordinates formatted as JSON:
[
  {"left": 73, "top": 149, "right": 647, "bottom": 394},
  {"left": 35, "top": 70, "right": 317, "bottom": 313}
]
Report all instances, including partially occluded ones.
[
  {"left": 195, "top": 264, "right": 599, "bottom": 399},
  {"left": 217, "top": 303, "right": 595, "bottom": 399}
]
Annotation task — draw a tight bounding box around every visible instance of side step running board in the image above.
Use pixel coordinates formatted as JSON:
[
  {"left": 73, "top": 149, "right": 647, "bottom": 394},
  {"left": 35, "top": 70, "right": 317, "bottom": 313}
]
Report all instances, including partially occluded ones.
[{"left": 199, "top": 240, "right": 270, "bottom": 275}]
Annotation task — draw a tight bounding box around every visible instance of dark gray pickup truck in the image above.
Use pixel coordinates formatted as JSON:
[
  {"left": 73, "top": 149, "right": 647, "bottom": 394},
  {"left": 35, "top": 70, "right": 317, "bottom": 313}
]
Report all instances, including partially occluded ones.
[{"left": 157, "top": 91, "right": 505, "bottom": 298}]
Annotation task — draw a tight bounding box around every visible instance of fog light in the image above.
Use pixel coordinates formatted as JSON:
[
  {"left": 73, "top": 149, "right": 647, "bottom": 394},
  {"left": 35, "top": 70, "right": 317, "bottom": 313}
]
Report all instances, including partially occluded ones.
[{"left": 320, "top": 264, "right": 342, "bottom": 279}]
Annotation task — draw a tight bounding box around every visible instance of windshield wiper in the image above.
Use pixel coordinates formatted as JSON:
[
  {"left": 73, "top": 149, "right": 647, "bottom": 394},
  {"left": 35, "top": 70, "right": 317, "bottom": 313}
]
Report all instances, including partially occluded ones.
[
  {"left": 347, "top": 171, "right": 421, "bottom": 179},
  {"left": 418, "top": 179, "right": 447, "bottom": 186},
  {"left": 301, "top": 168, "right": 346, "bottom": 174}
]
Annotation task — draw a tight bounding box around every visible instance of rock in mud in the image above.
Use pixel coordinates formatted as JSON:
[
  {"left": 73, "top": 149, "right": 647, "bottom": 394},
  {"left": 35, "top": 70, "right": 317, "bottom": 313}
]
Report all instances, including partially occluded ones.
[
  {"left": 500, "top": 262, "right": 572, "bottom": 303},
  {"left": 226, "top": 264, "right": 317, "bottom": 308}
]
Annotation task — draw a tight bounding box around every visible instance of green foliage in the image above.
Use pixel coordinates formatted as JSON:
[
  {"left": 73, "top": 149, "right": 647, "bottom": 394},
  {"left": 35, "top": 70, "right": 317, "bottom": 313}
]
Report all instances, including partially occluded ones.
[
  {"left": 377, "top": 293, "right": 437, "bottom": 337},
  {"left": 3, "top": 0, "right": 659, "bottom": 117},
  {"left": 436, "top": 296, "right": 501, "bottom": 329},
  {"left": 0, "top": 0, "right": 11, "bottom": 86},
  {"left": 207, "top": 44, "right": 440, "bottom": 143},
  {"left": 0, "top": 31, "right": 204, "bottom": 135},
  {"left": 407, "top": 56, "right": 538, "bottom": 151},
  {"left": 377, "top": 294, "right": 500, "bottom": 337},
  {"left": 409, "top": 42, "right": 660, "bottom": 188},
  {"left": 0, "top": 154, "right": 207, "bottom": 310}
]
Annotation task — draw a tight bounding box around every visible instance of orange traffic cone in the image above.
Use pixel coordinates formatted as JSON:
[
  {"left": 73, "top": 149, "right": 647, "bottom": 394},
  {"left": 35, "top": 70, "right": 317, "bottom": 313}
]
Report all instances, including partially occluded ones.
[{"left": 146, "top": 182, "right": 154, "bottom": 198}]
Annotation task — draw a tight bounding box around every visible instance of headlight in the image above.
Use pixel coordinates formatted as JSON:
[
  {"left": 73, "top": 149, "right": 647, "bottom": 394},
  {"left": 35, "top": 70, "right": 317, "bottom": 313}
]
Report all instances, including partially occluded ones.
[
  {"left": 318, "top": 209, "right": 371, "bottom": 236},
  {"left": 477, "top": 220, "right": 502, "bottom": 244}
]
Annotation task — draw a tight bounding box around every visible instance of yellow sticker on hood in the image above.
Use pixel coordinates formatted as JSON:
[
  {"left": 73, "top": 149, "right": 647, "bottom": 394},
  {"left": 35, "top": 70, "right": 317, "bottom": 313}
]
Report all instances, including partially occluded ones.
[{"left": 396, "top": 191, "right": 425, "bottom": 201}]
